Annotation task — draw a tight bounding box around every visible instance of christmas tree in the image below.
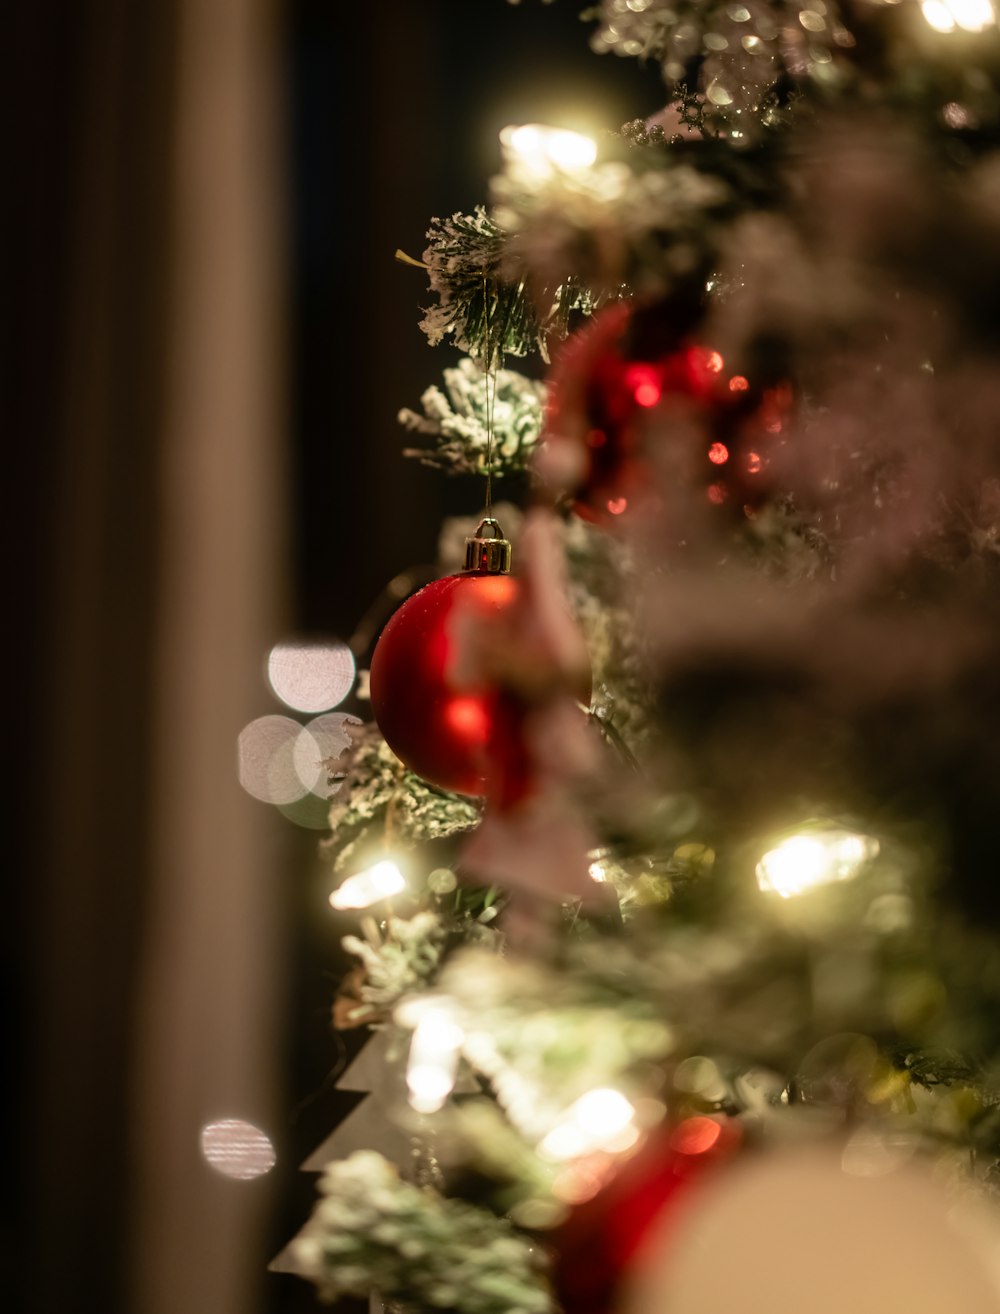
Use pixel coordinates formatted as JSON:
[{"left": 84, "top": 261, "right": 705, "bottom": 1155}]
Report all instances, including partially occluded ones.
[{"left": 279, "top": 1, "right": 1000, "bottom": 1309}]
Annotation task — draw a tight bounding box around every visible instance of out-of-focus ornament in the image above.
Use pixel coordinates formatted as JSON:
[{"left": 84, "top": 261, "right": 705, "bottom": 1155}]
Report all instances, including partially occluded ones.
[
  {"left": 549, "top": 1117, "right": 740, "bottom": 1314},
  {"left": 369, "top": 520, "right": 518, "bottom": 796},
  {"left": 452, "top": 509, "right": 601, "bottom": 911},
  {"left": 622, "top": 1145, "right": 1000, "bottom": 1314},
  {"left": 446, "top": 506, "right": 593, "bottom": 813},
  {"left": 537, "top": 301, "right": 791, "bottom": 527}
]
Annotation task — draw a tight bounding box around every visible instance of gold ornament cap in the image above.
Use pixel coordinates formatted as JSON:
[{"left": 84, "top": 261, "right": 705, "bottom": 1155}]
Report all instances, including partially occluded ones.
[{"left": 464, "top": 517, "right": 512, "bottom": 574}]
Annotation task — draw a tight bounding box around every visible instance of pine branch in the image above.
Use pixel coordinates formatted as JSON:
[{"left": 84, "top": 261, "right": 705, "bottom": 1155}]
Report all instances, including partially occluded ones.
[
  {"left": 288, "top": 1151, "right": 553, "bottom": 1314},
  {"left": 416, "top": 206, "right": 597, "bottom": 366},
  {"left": 324, "top": 723, "right": 481, "bottom": 872}
]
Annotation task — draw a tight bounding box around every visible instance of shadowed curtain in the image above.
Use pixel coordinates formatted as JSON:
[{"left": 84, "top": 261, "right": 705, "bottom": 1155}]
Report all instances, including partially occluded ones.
[{"left": 10, "top": 2, "right": 289, "bottom": 1313}]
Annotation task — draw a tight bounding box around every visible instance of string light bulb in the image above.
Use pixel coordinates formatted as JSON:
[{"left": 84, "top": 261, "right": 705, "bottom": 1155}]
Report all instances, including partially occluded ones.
[
  {"left": 756, "top": 829, "right": 879, "bottom": 899},
  {"left": 403, "top": 1001, "right": 465, "bottom": 1114},
  {"left": 329, "top": 859, "right": 406, "bottom": 910},
  {"left": 921, "top": 0, "right": 995, "bottom": 30},
  {"left": 499, "top": 123, "right": 597, "bottom": 180},
  {"left": 538, "top": 1087, "right": 640, "bottom": 1162},
  {"left": 588, "top": 848, "right": 611, "bottom": 882}
]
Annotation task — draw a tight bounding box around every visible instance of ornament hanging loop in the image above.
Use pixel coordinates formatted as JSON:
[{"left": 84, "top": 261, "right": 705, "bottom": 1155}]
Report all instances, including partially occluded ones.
[{"left": 464, "top": 517, "right": 512, "bottom": 574}]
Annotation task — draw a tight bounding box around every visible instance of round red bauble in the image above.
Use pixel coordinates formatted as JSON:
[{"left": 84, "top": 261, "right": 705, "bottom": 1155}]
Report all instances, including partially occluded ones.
[
  {"left": 549, "top": 1117, "right": 739, "bottom": 1314},
  {"left": 369, "top": 571, "right": 520, "bottom": 796},
  {"left": 539, "top": 301, "right": 791, "bottom": 527}
]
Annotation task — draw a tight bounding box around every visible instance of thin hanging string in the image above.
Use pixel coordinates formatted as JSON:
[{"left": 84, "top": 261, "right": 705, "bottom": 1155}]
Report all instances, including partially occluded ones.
[{"left": 482, "top": 271, "right": 496, "bottom": 516}]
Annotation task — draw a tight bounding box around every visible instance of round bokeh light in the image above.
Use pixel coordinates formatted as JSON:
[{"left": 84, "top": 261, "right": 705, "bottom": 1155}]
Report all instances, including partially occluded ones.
[
  {"left": 200, "top": 1119, "right": 276, "bottom": 1180},
  {"left": 267, "top": 639, "right": 356, "bottom": 713}
]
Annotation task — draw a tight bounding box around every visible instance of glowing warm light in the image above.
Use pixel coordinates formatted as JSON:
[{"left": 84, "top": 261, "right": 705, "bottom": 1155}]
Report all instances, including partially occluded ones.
[
  {"left": 729, "top": 375, "right": 750, "bottom": 392},
  {"left": 539, "top": 1088, "right": 639, "bottom": 1162},
  {"left": 406, "top": 1005, "right": 465, "bottom": 1114},
  {"left": 446, "top": 696, "right": 491, "bottom": 743},
  {"left": 756, "top": 829, "right": 878, "bottom": 898},
  {"left": 923, "top": 0, "right": 957, "bottom": 27},
  {"left": 607, "top": 497, "right": 628, "bottom": 515},
  {"left": 329, "top": 859, "right": 406, "bottom": 910},
  {"left": 540, "top": 1124, "right": 595, "bottom": 1161},
  {"left": 500, "top": 123, "right": 598, "bottom": 176},
  {"left": 707, "top": 484, "right": 727, "bottom": 504},
  {"left": 267, "top": 639, "right": 356, "bottom": 712},
  {"left": 671, "top": 1115, "right": 723, "bottom": 1156},
  {"left": 589, "top": 860, "right": 608, "bottom": 882},
  {"left": 746, "top": 451, "right": 763, "bottom": 474},
  {"left": 552, "top": 1158, "right": 615, "bottom": 1204},
  {"left": 574, "top": 1088, "right": 636, "bottom": 1136},
  {"left": 705, "top": 351, "right": 724, "bottom": 374},
  {"left": 922, "top": 0, "right": 995, "bottom": 29},
  {"left": 708, "top": 442, "right": 729, "bottom": 465},
  {"left": 200, "top": 1119, "right": 276, "bottom": 1179}
]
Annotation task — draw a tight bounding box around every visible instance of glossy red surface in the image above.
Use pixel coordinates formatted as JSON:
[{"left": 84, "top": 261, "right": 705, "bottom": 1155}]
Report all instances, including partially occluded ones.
[{"left": 369, "top": 572, "right": 520, "bottom": 795}]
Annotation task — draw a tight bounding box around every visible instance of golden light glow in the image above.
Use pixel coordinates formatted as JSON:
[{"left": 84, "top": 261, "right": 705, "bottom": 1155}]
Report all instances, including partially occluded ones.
[
  {"left": 499, "top": 123, "right": 598, "bottom": 178},
  {"left": 329, "top": 859, "right": 406, "bottom": 910},
  {"left": 756, "top": 829, "right": 878, "bottom": 898},
  {"left": 538, "top": 1087, "right": 639, "bottom": 1162},
  {"left": 405, "top": 1004, "right": 465, "bottom": 1114},
  {"left": 921, "top": 0, "right": 995, "bottom": 29}
]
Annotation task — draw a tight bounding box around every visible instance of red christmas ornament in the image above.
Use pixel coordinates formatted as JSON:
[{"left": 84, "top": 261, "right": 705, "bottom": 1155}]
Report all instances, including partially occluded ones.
[
  {"left": 369, "top": 523, "right": 519, "bottom": 796},
  {"left": 549, "top": 1116, "right": 740, "bottom": 1314},
  {"left": 539, "top": 301, "right": 791, "bottom": 527}
]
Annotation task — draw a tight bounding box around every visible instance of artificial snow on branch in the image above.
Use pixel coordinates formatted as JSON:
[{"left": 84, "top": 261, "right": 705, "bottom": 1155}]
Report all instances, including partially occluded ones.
[
  {"left": 399, "top": 357, "right": 546, "bottom": 479},
  {"left": 325, "top": 722, "right": 480, "bottom": 872},
  {"left": 288, "top": 1150, "right": 553, "bottom": 1314},
  {"left": 592, "top": 0, "right": 1000, "bottom": 138},
  {"left": 417, "top": 207, "right": 598, "bottom": 365}
]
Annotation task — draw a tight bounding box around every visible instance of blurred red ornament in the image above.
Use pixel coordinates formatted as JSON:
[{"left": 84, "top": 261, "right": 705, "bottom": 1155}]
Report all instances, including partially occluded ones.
[
  {"left": 539, "top": 301, "right": 791, "bottom": 526},
  {"left": 549, "top": 1117, "right": 739, "bottom": 1314},
  {"left": 369, "top": 570, "right": 520, "bottom": 796}
]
